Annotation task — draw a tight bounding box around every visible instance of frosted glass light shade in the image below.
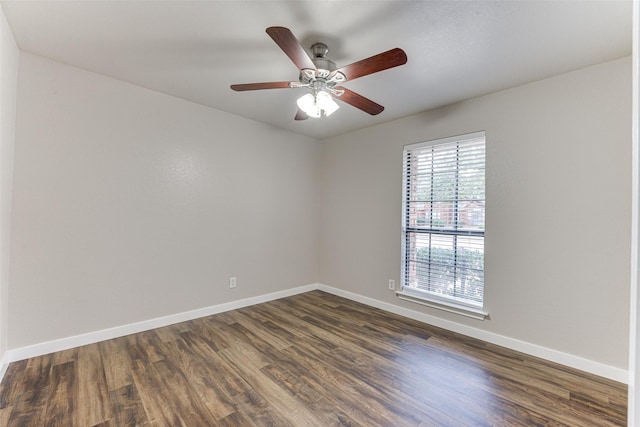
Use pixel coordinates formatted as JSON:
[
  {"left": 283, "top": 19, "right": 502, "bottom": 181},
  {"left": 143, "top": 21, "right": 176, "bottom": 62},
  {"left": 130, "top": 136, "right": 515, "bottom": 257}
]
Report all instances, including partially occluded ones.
[
  {"left": 316, "top": 91, "right": 339, "bottom": 116},
  {"left": 296, "top": 93, "right": 320, "bottom": 118},
  {"left": 296, "top": 91, "right": 339, "bottom": 118}
]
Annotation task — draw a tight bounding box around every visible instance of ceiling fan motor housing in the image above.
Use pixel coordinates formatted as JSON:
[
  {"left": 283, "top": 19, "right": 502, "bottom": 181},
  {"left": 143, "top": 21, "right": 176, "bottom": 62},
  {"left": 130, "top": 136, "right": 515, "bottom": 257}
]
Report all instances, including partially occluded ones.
[
  {"left": 297, "top": 42, "right": 345, "bottom": 95},
  {"left": 310, "top": 42, "right": 336, "bottom": 71}
]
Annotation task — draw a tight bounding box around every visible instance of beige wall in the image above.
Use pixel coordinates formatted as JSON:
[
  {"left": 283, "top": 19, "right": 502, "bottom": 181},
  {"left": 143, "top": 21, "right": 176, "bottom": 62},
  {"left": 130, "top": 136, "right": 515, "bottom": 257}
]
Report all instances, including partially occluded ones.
[
  {"left": 319, "top": 57, "right": 632, "bottom": 369},
  {"left": 0, "top": 6, "right": 18, "bottom": 362},
  {"left": 9, "top": 53, "right": 321, "bottom": 348}
]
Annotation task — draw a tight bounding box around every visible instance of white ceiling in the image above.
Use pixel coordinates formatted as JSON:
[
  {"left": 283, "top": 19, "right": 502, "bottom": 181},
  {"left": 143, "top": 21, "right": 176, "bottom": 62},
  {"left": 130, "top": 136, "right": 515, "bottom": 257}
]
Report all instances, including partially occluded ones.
[{"left": 1, "top": 0, "right": 632, "bottom": 140}]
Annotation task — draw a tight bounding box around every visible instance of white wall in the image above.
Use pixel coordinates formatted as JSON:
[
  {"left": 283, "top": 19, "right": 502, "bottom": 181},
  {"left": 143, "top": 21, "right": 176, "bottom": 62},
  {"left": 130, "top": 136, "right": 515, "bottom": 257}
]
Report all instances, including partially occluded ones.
[
  {"left": 9, "top": 53, "right": 320, "bottom": 349},
  {"left": 0, "top": 6, "right": 18, "bottom": 370},
  {"left": 319, "top": 57, "right": 632, "bottom": 372}
]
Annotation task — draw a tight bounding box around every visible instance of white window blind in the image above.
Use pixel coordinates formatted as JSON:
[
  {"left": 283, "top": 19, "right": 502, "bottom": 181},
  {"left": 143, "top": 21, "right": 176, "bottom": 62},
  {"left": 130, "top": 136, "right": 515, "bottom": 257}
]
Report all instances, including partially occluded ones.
[{"left": 401, "top": 132, "right": 486, "bottom": 316}]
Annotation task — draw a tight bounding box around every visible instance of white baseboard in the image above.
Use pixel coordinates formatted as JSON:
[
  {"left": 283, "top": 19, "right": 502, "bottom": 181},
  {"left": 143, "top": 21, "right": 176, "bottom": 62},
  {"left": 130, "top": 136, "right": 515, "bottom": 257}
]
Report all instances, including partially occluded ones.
[
  {"left": 5, "top": 283, "right": 317, "bottom": 364},
  {"left": 2, "top": 282, "right": 628, "bottom": 385},
  {"left": 317, "top": 284, "right": 629, "bottom": 384}
]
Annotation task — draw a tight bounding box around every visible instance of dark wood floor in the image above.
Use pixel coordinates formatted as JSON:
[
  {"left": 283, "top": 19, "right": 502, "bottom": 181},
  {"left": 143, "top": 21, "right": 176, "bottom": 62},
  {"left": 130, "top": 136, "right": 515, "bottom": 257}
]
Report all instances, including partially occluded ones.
[{"left": 0, "top": 291, "right": 627, "bottom": 426}]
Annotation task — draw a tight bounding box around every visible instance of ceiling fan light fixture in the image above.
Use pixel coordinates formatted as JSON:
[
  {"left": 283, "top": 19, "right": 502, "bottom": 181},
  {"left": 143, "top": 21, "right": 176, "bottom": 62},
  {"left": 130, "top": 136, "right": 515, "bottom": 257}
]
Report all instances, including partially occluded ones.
[
  {"left": 317, "top": 91, "right": 339, "bottom": 116},
  {"left": 297, "top": 93, "right": 321, "bottom": 118},
  {"left": 297, "top": 91, "right": 339, "bottom": 118}
]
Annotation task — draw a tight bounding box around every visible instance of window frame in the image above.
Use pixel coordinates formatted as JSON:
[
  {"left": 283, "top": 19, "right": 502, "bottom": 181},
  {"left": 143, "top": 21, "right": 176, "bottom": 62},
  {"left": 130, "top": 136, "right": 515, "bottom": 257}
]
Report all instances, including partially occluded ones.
[{"left": 399, "top": 131, "right": 488, "bottom": 320}]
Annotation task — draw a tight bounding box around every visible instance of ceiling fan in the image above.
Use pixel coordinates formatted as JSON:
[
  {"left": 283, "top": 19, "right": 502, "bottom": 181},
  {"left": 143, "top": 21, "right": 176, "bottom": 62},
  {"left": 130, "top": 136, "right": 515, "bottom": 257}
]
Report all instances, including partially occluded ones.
[{"left": 230, "top": 26, "right": 408, "bottom": 120}]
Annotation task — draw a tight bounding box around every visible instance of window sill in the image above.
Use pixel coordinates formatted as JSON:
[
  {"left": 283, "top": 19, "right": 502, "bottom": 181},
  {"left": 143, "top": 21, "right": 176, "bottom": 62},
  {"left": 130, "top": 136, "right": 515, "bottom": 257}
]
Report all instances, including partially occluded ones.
[{"left": 396, "top": 291, "right": 489, "bottom": 320}]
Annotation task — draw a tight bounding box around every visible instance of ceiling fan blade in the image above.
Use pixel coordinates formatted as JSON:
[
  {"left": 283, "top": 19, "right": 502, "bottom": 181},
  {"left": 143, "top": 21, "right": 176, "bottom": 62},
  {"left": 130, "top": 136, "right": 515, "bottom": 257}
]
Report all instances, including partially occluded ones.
[
  {"left": 335, "top": 87, "right": 384, "bottom": 115},
  {"left": 294, "top": 109, "right": 309, "bottom": 121},
  {"left": 266, "top": 26, "right": 317, "bottom": 71},
  {"left": 230, "top": 82, "right": 293, "bottom": 91},
  {"left": 334, "top": 48, "right": 407, "bottom": 82}
]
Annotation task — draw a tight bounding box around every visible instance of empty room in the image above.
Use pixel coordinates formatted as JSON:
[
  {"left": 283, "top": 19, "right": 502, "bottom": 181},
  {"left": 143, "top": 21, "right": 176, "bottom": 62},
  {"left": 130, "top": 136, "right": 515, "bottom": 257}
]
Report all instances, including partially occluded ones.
[{"left": 0, "top": 1, "right": 639, "bottom": 425}]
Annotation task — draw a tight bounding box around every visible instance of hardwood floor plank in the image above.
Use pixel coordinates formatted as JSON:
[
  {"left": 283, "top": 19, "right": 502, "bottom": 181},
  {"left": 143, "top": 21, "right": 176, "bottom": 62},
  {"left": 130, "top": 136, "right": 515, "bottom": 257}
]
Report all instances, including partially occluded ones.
[
  {"left": 247, "top": 302, "right": 340, "bottom": 353},
  {"left": 129, "top": 357, "right": 187, "bottom": 426},
  {"left": 151, "top": 358, "right": 218, "bottom": 426},
  {"left": 153, "top": 321, "right": 192, "bottom": 344},
  {"left": 99, "top": 336, "right": 135, "bottom": 392},
  {"left": 76, "top": 345, "right": 112, "bottom": 425},
  {"left": 232, "top": 389, "right": 293, "bottom": 426},
  {"left": 217, "top": 409, "right": 256, "bottom": 426},
  {"left": 218, "top": 341, "right": 326, "bottom": 425},
  {"left": 43, "top": 361, "right": 77, "bottom": 426},
  {"left": 281, "top": 339, "right": 461, "bottom": 426},
  {"left": 203, "top": 315, "right": 253, "bottom": 351},
  {"left": 4, "top": 355, "right": 52, "bottom": 426},
  {"left": 0, "top": 359, "right": 28, "bottom": 409},
  {"left": 182, "top": 317, "right": 232, "bottom": 352},
  {"left": 0, "top": 290, "right": 627, "bottom": 426},
  {"left": 0, "top": 361, "right": 26, "bottom": 425},
  {"left": 232, "top": 308, "right": 299, "bottom": 351},
  {"left": 126, "top": 331, "right": 167, "bottom": 363},
  {"left": 0, "top": 405, "right": 12, "bottom": 426},
  {"left": 163, "top": 334, "right": 239, "bottom": 420},
  {"left": 109, "top": 383, "right": 150, "bottom": 427},
  {"left": 258, "top": 362, "right": 368, "bottom": 427}
]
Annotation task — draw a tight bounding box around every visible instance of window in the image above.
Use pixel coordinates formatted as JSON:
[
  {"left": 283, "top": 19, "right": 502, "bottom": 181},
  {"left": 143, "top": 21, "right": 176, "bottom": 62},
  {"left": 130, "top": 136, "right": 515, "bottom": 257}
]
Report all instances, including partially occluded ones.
[{"left": 400, "top": 132, "right": 487, "bottom": 319}]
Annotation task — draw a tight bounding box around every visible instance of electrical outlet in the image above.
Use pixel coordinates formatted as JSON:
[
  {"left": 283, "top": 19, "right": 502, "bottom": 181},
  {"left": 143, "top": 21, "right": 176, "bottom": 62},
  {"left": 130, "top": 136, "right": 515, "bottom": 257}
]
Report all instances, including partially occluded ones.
[
  {"left": 229, "top": 277, "right": 237, "bottom": 289},
  {"left": 388, "top": 279, "right": 395, "bottom": 291}
]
